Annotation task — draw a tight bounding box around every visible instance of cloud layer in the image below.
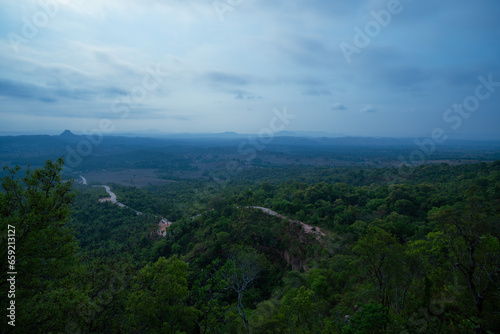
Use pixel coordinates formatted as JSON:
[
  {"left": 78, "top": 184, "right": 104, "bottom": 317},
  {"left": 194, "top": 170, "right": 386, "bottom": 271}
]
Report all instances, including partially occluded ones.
[{"left": 0, "top": 0, "right": 499, "bottom": 138}]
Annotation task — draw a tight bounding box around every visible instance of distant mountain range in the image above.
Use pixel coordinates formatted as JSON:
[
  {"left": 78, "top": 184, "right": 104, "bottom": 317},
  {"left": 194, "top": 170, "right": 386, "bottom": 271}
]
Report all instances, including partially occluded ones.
[
  {"left": 0, "top": 129, "right": 498, "bottom": 141},
  {"left": 100, "top": 130, "right": 345, "bottom": 139},
  {"left": 0, "top": 129, "right": 498, "bottom": 173},
  {"left": 0, "top": 130, "right": 498, "bottom": 148}
]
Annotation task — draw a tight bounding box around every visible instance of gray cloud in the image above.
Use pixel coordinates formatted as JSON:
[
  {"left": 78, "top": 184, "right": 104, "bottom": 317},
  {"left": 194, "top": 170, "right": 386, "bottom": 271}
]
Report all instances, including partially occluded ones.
[
  {"left": 0, "top": 78, "right": 56, "bottom": 103},
  {"left": 276, "top": 34, "right": 334, "bottom": 68},
  {"left": 1, "top": 0, "right": 500, "bottom": 137},
  {"left": 382, "top": 66, "right": 432, "bottom": 89},
  {"left": 361, "top": 105, "right": 378, "bottom": 113},
  {"left": 0, "top": 77, "right": 129, "bottom": 104},
  {"left": 118, "top": 108, "right": 191, "bottom": 120},
  {"left": 205, "top": 72, "right": 249, "bottom": 86},
  {"left": 297, "top": 78, "right": 331, "bottom": 96},
  {"left": 302, "top": 89, "right": 331, "bottom": 96},
  {"left": 331, "top": 103, "right": 348, "bottom": 111},
  {"left": 260, "top": 0, "right": 369, "bottom": 18},
  {"left": 227, "top": 89, "right": 261, "bottom": 100}
]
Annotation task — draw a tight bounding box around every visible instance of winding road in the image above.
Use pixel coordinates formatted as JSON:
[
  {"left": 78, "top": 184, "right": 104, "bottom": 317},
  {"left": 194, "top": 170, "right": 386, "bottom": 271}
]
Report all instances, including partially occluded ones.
[
  {"left": 79, "top": 176, "right": 142, "bottom": 215},
  {"left": 78, "top": 175, "right": 323, "bottom": 238},
  {"left": 192, "top": 206, "right": 326, "bottom": 237},
  {"left": 246, "top": 206, "right": 326, "bottom": 237},
  {"left": 94, "top": 185, "right": 118, "bottom": 204},
  {"left": 93, "top": 185, "right": 139, "bottom": 212}
]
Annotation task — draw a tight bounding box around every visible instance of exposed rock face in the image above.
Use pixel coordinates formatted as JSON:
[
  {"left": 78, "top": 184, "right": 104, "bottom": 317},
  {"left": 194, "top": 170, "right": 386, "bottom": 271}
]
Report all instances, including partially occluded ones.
[
  {"left": 157, "top": 218, "right": 172, "bottom": 237},
  {"left": 283, "top": 249, "right": 308, "bottom": 271}
]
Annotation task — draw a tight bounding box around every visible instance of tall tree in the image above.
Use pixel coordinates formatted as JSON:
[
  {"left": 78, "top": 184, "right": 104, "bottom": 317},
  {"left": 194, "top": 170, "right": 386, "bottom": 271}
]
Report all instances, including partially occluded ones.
[
  {"left": 192, "top": 259, "right": 232, "bottom": 334},
  {"left": 342, "top": 301, "right": 390, "bottom": 334},
  {"left": 76, "top": 257, "right": 134, "bottom": 333},
  {"left": 353, "top": 226, "right": 403, "bottom": 308},
  {"left": 280, "top": 285, "right": 317, "bottom": 333},
  {"left": 428, "top": 193, "right": 500, "bottom": 333},
  {"left": 219, "top": 245, "right": 267, "bottom": 334},
  {"left": 126, "top": 255, "right": 198, "bottom": 333},
  {"left": 1, "top": 158, "right": 82, "bottom": 332}
]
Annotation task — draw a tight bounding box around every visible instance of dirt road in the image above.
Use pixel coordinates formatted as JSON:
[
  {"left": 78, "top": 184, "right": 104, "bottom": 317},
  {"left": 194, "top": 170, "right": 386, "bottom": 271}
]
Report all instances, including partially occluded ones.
[{"left": 246, "top": 206, "right": 326, "bottom": 236}]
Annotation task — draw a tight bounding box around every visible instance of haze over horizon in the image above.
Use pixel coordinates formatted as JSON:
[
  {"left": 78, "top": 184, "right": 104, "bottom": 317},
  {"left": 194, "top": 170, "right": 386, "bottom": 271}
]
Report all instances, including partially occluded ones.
[{"left": 1, "top": 0, "right": 500, "bottom": 139}]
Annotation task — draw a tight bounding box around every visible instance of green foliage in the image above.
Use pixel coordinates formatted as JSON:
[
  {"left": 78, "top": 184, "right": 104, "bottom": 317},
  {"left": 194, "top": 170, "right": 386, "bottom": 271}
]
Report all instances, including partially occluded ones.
[
  {"left": 353, "top": 227, "right": 402, "bottom": 307},
  {"left": 425, "top": 195, "right": 500, "bottom": 331},
  {"left": 342, "top": 301, "right": 390, "bottom": 334},
  {"left": 1, "top": 158, "right": 81, "bottom": 332},
  {"left": 74, "top": 257, "right": 135, "bottom": 333},
  {"left": 219, "top": 245, "right": 268, "bottom": 334},
  {"left": 2, "top": 156, "right": 500, "bottom": 333},
  {"left": 192, "top": 259, "right": 234, "bottom": 334},
  {"left": 126, "top": 255, "right": 198, "bottom": 333},
  {"left": 280, "top": 286, "right": 317, "bottom": 333}
]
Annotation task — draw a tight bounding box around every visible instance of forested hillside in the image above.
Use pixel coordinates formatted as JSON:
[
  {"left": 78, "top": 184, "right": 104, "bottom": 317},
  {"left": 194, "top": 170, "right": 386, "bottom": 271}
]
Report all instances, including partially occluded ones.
[
  {"left": 3, "top": 0, "right": 500, "bottom": 332},
  {"left": 1, "top": 158, "right": 499, "bottom": 333}
]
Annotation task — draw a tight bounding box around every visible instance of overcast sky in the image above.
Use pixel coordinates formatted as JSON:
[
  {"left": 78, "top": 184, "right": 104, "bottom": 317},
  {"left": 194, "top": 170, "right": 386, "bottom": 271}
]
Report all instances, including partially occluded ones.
[{"left": 1, "top": 0, "right": 499, "bottom": 138}]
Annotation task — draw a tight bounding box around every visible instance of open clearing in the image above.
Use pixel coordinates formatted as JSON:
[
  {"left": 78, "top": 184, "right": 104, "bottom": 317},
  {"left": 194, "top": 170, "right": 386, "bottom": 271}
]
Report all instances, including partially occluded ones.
[{"left": 81, "top": 169, "right": 175, "bottom": 188}]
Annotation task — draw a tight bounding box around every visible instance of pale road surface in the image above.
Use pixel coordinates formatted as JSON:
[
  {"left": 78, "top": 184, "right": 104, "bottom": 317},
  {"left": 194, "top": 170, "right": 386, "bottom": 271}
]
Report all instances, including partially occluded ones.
[
  {"left": 92, "top": 185, "right": 141, "bottom": 213},
  {"left": 247, "top": 206, "right": 326, "bottom": 236},
  {"left": 94, "top": 185, "right": 117, "bottom": 203},
  {"left": 81, "top": 177, "right": 322, "bottom": 235},
  {"left": 192, "top": 206, "right": 326, "bottom": 237}
]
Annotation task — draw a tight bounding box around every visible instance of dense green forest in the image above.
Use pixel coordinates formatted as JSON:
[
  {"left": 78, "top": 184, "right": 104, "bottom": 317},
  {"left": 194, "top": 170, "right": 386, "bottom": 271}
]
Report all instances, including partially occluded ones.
[{"left": 1, "top": 157, "right": 500, "bottom": 333}]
